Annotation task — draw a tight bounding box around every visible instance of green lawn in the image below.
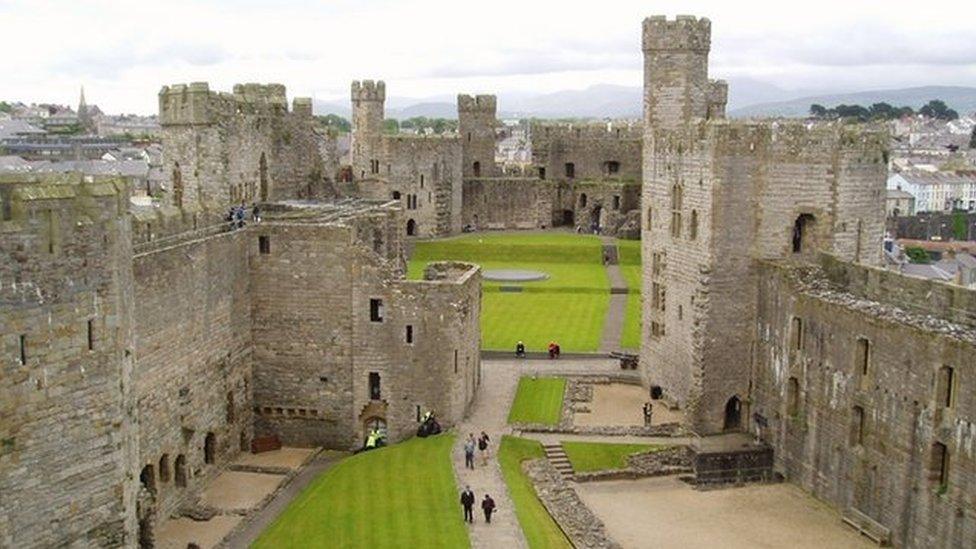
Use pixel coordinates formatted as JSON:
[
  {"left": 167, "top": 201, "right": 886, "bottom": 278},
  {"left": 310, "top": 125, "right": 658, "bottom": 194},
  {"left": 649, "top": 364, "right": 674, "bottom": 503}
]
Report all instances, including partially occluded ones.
[
  {"left": 498, "top": 436, "right": 572, "bottom": 549},
  {"left": 409, "top": 233, "right": 609, "bottom": 352},
  {"left": 561, "top": 441, "right": 664, "bottom": 473},
  {"left": 507, "top": 377, "right": 566, "bottom": 425},
  {"left": 617, "top": 239, "right": 642, "bottom": 351},
  {"left": 253, "top": 434, "right": 467, "bottom": 549}
]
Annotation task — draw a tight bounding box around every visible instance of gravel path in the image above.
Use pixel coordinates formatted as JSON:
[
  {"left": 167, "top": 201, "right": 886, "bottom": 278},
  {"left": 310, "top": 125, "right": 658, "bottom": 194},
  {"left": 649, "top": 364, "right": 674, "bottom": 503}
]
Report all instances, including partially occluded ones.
[{"left": 599, "top": 238, "right": 629, "bottom": 353}]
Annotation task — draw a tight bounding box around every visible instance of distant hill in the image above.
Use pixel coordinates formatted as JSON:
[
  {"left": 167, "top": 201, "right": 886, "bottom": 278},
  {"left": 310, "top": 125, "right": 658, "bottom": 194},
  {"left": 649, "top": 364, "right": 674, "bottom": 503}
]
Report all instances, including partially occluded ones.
[
  {"left": 729, "top": 86, "right": 976, "bottom": 118},
  {"left": 314, "top": 84, "right": 976, "bottom": 121}
]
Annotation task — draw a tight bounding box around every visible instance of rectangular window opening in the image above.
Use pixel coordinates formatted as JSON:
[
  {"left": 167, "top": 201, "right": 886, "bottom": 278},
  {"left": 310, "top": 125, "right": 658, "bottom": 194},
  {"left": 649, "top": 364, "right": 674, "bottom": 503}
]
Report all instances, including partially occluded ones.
[
  {"left": 19, "top": 334, "right": 27, "bottom": 365},
  {"left": 87, "top": 319, "right": 94, "bottom": 351},
  {"left": 368, "top": 372, "right": 381, "bottom": 400},
  {"left": 791, "top": 317, "right": 803, "bottom": 350},
  {"left": 405, "top": 325, "right": 414, "bottom": 344},
  {"left": 369, "top": 298, "right": 384, "bottom": 322},
  {"left": 937, "top": 366, "right": 955, "bottom": 408},
  {"left": 258, "top": 235, "right": 270, "bottom": 254},
  {"left": 454, "top": 349, "right": 458, "bottom": 374},
  {"left": 856, "top": 337, "right": 870, "bottom": 376}
]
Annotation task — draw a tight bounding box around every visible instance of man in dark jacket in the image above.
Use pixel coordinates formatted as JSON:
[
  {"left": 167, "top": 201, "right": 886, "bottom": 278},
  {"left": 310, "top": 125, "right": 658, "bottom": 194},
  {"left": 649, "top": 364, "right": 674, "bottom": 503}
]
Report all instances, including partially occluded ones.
[
  {"left": 460, "top": 486, "right": 475, "bottom": 523},
  {"left": 482, "top": 494, "right": 496, "bottom": 524}
]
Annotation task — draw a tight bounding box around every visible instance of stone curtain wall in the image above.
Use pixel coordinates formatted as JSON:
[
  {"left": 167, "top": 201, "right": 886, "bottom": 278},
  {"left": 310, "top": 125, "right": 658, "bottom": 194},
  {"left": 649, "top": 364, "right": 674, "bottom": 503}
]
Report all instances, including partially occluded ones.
[
  {"left": 461, "top": 178, "right": 557, "bottom": 229},
  {"left": 531, "top": 123, "right": 642, "bottom": 182},
  {"left": 133, "top": 230, "right": 254, "bottom": 520},
  {"left": 0, "top": 174, "right": 138, "bottom": 547},
  {"left": 752, "top": 260, "right": 976, "bottom": 547},
  {"left": 381, "top": 135, "right": 463, "bottom": 237},
  {"left": 249, "top": 221, "right": 359, "bottom": 449}
]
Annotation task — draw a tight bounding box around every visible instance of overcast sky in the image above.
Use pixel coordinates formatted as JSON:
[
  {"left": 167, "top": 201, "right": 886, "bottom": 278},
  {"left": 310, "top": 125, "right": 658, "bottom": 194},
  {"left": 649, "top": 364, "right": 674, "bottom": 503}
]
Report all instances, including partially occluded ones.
[{"left": 3, "top": 0, "right": 976, "bottom": 114}]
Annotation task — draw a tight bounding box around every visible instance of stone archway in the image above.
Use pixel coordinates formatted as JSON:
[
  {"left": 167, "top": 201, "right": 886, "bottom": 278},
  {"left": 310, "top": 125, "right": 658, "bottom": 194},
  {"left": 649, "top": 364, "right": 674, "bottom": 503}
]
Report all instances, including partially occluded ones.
[{"left": 724, "top": 396, "right": 742, "bottom": 431}]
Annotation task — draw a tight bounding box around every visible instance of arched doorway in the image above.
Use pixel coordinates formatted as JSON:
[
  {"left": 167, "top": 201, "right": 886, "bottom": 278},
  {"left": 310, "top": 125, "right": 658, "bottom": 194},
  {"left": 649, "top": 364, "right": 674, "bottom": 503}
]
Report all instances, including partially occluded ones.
[
  {"left": 792, "top": 214, "right": 816, "bottom": 254},
  {"left": 406, "top": 219, "right": 417, "bottom": 236},
  {"left": 724, "top": 396, "right": 742, "bottom": 431},
  {"left": 590, "top": 204, "right": 602, "bottom": 233},
  {"left": 363, "top": 416, "right": 387, "bottom": 439},
  {"left": 204, "top": 433, "right": 216, "bottom": 465}
]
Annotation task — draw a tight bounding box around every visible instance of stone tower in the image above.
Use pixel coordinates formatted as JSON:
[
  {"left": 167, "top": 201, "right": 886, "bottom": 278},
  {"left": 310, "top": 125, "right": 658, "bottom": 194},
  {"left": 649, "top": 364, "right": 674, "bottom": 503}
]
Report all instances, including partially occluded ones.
[
  {"left": 457, "top": 94, "right": 498, "bottom": 178},
  {"left": 351, "top": 80, "right": 386, "bottom": 181},
  {"left": 642, "top": 15, "right": 712, "bottom": 130},
  {"left": 641, "top": 16, "right": 887, "bottom": 435}
]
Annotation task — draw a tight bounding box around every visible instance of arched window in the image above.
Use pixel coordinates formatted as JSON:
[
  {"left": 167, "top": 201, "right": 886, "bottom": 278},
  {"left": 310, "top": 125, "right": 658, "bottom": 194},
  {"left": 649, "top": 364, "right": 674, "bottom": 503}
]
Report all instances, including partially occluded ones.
[
  {"left": 406, "top": 219, "right": 417, "bottom": 236},
  {"left": 175, "top": 454, "right": 187, "bottom": 487},
  {"left": 204, "top": 433, "right": 216, "bottom": 465},
  {"left": 579, "top": 193, "right": 588, "bottom": 208},
  {"left": 689, "top": 209, "right": 698, "bottom": 240},
  {"left": 792, "top": 214, "right": 816, "bottom": 253},
  {"left": 159, "top": 454, "right": 170, "bottom": 482},
  {"left": 140, "top": 464, "right": 156, "bottom": 494}
]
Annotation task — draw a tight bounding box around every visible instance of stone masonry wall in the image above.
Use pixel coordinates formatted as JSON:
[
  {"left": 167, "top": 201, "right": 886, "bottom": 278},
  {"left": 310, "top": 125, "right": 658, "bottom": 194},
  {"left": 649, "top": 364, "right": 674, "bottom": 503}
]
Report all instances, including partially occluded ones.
[
  {"left": 133, "top": 229, "right": 254, "bottom": 522},
  {"left": 531, "top": 122, "right": 642, "bottom": 182},
  {"left": 0, "top": 174, "right": 138, "bottom": 548},
  {"left": 380, "top": 135, "right": 463, "bottom": 238},
  {"left": 752, "top": 260, "right": 976, "bottom": 548}
]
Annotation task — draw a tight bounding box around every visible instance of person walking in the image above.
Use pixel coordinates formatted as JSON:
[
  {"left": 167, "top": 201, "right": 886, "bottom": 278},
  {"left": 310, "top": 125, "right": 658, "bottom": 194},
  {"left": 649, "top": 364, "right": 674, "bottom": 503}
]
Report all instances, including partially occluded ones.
[
  {"left": 481, "top": 494, "right": 496, "bottom": 524},
  {"left": 460, "top": 486, "right": 475, "bottom": 524},
  {"left": 478, "top": 431, "right": 491, "bottom": 466},
  {"left": 464, "top": 434, "right": 476, "bottom": 470}
]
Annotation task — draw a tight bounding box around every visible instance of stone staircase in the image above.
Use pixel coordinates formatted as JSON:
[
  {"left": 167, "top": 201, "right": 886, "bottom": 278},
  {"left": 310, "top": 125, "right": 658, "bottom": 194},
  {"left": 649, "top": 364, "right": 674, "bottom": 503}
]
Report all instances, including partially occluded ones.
[{"left": 542, "top": 443, "right": 574, "bottom": 479}]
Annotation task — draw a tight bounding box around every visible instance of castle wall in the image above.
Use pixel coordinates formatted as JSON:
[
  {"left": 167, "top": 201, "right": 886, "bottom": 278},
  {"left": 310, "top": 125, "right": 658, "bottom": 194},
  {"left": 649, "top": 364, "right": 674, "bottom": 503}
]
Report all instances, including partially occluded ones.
[
  {"left": 531, "top": 123, "right": 642, "bottom": 182},
  {"left": 380, "top": 135, "right": 463, "bottom": 237},
  {"left": 350, "top": 80, "right": 385, "bottom": 182},
  {"left": 132, "top": 230, "right": 253, "bottom": 521},
  {"left": 0, "top": 174, "right": 137, "bottom": 548},
  {"left": 753, "top": 258, "right": 976, "bottom": 548},
  {"left": 461, "top": 178, "right": 557, "bottom": 229}
]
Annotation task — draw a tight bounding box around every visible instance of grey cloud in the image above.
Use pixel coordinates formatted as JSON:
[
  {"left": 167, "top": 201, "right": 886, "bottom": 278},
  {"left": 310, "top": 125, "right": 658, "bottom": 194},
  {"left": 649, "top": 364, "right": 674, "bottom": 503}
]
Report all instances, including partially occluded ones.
[
  {"left": 53, "top": 42, "right": 231, "bottom": 79},
  {"left": 424, "top": 47, "right": 637, "bottom": 79}
]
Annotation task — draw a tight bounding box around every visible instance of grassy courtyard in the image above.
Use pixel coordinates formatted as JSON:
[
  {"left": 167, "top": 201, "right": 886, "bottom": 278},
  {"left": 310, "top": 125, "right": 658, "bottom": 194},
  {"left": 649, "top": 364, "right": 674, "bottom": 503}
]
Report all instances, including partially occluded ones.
[
  {"left": 507, "top": 376, "right": 566, "bottom": 425},
  {"left": 498, "top": 436, "right": 572, "bottom": 549},
  {"left": 409, "top": 233, "right": 609, "bottom": 352},
  {"left": 561, "top": 441, "right": 663, "bottom": 472},
  {"left": 253, "top": 434, "right": 467, "bottom": 549}
]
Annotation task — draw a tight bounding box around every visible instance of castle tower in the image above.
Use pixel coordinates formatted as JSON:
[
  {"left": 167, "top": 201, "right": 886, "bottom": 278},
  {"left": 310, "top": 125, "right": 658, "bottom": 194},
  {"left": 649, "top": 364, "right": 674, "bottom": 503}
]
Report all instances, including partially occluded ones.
[
  {"left": 642, "top": 15, "right": 712, "bottom": 130},
  {"left": 457, "top": 94, "right": 498, "bottom": 178},
  {"left": 350, "top": 80, "right": 386, "bottom": 180}
]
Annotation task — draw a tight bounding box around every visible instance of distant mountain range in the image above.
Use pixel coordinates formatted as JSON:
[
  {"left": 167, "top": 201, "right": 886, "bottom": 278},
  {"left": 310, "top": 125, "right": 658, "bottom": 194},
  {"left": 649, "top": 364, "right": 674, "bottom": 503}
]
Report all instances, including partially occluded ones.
[{"left": 313, "top": 83, "right": 976, "bottom": 121}]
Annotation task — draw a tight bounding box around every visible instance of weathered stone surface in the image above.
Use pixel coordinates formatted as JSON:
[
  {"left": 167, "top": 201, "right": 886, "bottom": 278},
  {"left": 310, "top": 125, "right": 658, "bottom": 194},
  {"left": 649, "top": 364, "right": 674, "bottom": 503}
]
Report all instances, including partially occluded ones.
[{"left": 523, "top": 459, "right": 622, "bottom": 548}]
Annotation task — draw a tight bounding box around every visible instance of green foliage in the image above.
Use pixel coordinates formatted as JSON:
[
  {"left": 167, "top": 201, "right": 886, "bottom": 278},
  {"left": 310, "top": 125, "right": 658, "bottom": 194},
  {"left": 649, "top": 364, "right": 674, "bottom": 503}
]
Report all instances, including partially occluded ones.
[
  {"left": 616, "top": 239, "right": 642, "bottom": 350},
  {"left": 919, "top": 99, "right": 959, "bottom": 121},
  {"left": 952, "top": 212, "right": 967, "bottom": 240},
  {"left": 315, "top": 114, "right": 351, "bottom": 133},
  {"left": 561, "top": 442, "right": 664, "bottom": 472},
  {"left": 508, "top": 377, "right": 566, "bottom": 425},
  {"left": 408, "top": 234, "right": 609, "bottom": 351},
  {"left": 383, "top": 118, "right": 400, "bottom": 134},
  {"left": 498, "top": 436, "right": 573, "bottom": 549},
  {"left": 398, "top": 117, "right": 458, "bottom": 134},
  {"left": 905, "top": 246, "right": 931, "bottom": 264},
  {"left": 254, "top": 434, "right": 468, "bottom": 549},
  {"left": 0, "top": 101, "right": 11, "bottom": 113},
  {"left": 810, "top": 102, "right": 914, "bottom": 122}
]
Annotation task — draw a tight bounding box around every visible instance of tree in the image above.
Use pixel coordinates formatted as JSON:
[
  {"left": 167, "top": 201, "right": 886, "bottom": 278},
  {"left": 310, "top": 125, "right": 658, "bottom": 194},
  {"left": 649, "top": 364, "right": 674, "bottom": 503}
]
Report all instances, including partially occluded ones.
[
  {"left": 919, "top": 99, "right": 959, "bottom": 121},
  {"left": 969, "top": 126, "right": 976, "bottom": 149},
  {"left": 809, "top": 104, "right": 828, "bottom": 118},
  {"left": 0, "top": 101, "right": 10, "bottom": 113},
  {"left": 383, "top": 118, "right": 400, "bottom": 134},
  {"left": 904, "top": 246, "right": 931, "bottom": 264},
  {"left": 315, "top": 114, "right": 350, "bottom": 133}
]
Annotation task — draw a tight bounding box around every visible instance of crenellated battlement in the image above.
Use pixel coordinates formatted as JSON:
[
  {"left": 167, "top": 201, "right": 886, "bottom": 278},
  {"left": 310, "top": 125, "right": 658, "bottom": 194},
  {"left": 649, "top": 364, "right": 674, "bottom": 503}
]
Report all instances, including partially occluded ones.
[
  {"left": 159, "top": 82, "right": 305, "bottom": 126},
  {"left": 351, "top": 80, "right": 386, "bottom": 103},
  {"left": 647, "top": 119, "right": 889, "bottom": 163},
  {"left": 532, "top": 121, "right": 643, "bottom": 141},
  {"left": 0, "top": 172, "right": 127, "bottom": 218},
  {"left": 642, "top": 15, "right": 711, "bottom": 52},
  {"left": 457, "top": 94, "right": 497, "bottom": 113}
]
